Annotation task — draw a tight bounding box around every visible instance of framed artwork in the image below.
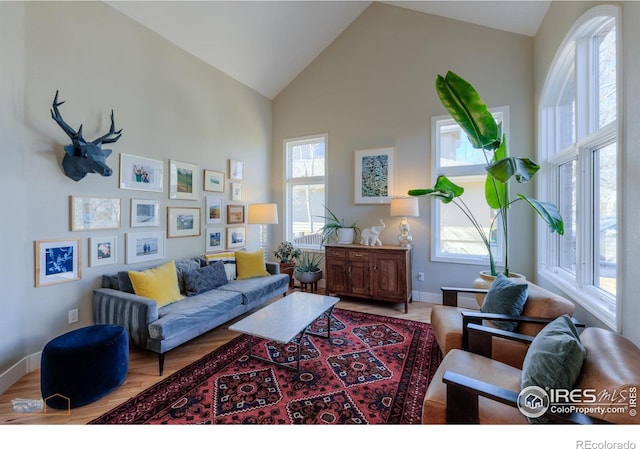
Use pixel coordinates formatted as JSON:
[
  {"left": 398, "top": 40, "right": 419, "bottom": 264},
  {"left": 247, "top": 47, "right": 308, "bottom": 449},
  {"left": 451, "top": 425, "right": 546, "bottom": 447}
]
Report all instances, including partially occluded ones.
[
  {"left": 169, "top": 159, "right": 199, "bottom": 200},
  {"left": 34, "top": 238, "right": 81, "bottom": 287},
  {"left": 205, "top": 227, "right": 225, "bottom": 252},
  {"left": 231, "top": 182, "right": 242, "bottom": 201},
  {"left": 167, "top": 207, "right": 201, "bottom": 238},
  {"left": 227, "top": 226, "right": 246, "bottom": 249},
  {"left": 203, "top": 169, "right": 225, "bottom": 192},
  {"left": 69, "top": 196, "right": 121, "bottom": 231},
  {"left": 119, "top": 153, "right": 163, "bottom": 192},
  {"left": 206, "top": 196, "right": 223, "bottom": 224},
  {"left": 89, "top": 236, "right": 117, "bottom": 267},
  {"left": 131, "top": 198, "right": 160, "bottom": 227},
  {"left": 227, "top": 204, "right": 245, "bottom": 224},
  {"left": 354, "top": 147, "right": 395, "bottom": 204},
  {"left": 229, "top": 159, "right": 244, "bottom": 181},
  {"left": 125, "top": 231, "right": 165, "bottom": 264}
]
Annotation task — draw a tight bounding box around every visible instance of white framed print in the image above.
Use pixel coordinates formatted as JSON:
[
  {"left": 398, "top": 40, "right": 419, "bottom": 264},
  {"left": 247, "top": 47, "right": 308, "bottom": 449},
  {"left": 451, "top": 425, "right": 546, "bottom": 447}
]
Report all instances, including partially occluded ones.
[
  {"left": 131, "top": 198, "right": 160, "bottom": 227},
  {"left": 206, "top": 196, "right": 223, "bottom": 224},
  {"left": 231, "top": 182, "right": 242, "bottom": 201},
  {"left": 69, "top": 196, "right": 121, "bottom": 231},
  {"left": 169, "top": 159, "right": 199, "bottom": 200},
  {"left": 125, "top": 231, "right": 165, "bottom": 264},
  {"left": 205, "top": 227, "right": 225, "bottom": 252},
  {"left": 167, "top": 207, "right": 201, "bottom": 238},
  {"left": 89, "top": 236, "right": 117, "bottom": 267},
  {"left": 119, "top": 153, "right": 163, "bottom": 192},
  {"left": 229, "top": 159, "right": 243, "bottom": 181},
  {"left": 227, "top": 226, "right": 246, "bottom": 249},
  {"left": 354, "top": 147, "right": 395, "bottom": 204}
]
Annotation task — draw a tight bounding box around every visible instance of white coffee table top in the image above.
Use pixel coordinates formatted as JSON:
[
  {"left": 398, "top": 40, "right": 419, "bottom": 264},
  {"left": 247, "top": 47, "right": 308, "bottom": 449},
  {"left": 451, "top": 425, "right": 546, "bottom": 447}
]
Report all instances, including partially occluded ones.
[{"left": 229, "top": 292, "right": 340, "bottom": 343}]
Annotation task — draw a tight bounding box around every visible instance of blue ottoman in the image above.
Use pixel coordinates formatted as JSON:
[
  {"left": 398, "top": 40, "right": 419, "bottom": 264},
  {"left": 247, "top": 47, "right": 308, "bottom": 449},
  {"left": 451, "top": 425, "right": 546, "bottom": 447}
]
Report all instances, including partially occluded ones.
[{"left": 41, "top": 324, "right": 128, "bottom": 409}]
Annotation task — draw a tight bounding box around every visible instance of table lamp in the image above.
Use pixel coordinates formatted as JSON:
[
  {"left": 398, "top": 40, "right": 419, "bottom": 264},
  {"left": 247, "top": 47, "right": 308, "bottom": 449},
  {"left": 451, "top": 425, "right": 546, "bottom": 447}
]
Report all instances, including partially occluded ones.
[
  {"left": 390, "top": 197, "right": 419, "bottom": 248},
  {"left": 247, "top": 203, "right": 279, "bottom": 259}
]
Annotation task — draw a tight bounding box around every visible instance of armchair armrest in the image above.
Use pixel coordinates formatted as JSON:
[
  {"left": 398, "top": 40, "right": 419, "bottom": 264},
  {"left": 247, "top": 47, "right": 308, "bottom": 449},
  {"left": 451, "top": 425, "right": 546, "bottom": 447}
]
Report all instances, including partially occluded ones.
[{"left": 441, "top": 286, "right": 488, "bottom": 307}]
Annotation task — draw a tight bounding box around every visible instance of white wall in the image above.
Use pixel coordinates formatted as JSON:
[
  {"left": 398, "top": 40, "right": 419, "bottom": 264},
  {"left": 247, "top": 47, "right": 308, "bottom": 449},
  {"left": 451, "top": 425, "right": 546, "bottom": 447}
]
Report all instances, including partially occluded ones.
[{"left": 0, "top": 1, "right": 273, "bottom": 391}]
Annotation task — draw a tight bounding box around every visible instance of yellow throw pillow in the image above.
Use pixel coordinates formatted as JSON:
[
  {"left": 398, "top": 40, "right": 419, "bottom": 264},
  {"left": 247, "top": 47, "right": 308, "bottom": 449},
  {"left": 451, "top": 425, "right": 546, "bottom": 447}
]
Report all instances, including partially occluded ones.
[
  {"left": 128, "top": 260, "right": 183, "bottom": 307},
  {"left": 235, "top": 250, "right": 269, "bottom": 280}
]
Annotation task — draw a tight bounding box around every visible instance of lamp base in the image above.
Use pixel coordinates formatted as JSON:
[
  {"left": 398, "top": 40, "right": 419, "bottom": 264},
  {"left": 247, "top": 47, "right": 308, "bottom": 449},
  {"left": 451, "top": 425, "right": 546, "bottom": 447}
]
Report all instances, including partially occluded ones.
[{"left": 397, "top": 218, "right": 413, "bottom": 248}]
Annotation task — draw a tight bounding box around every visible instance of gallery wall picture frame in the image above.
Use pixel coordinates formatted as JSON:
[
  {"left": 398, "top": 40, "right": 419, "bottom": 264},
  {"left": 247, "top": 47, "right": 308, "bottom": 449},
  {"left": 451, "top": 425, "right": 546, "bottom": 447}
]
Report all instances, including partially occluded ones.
[
  {"left": 125, "top": 231, "right": 165, "bottom": 264},
  {"left": 169, "top": 159, "right": 199, "bottom": 201},
  {"left": 229, "top": 159, "right": 244, "bottom": 181},
  {"left": 131, "top": 198, "right": 160, "bottom": 227},
  {"left": 69, "top": 196, "right": 121, "bottom": 231},
  {"left": 89, "top": 236, "right": 117, "bottom": 267},
  {"left": 227, "top": 226, "right": 246, "bottom": 249},
  {"left": 34, "top": 238, "right": 81, "bottom": 287},
  {"left": 167, "top": 207, "right": 201, "bottom": 238},
  {"left": 231, "top": 182, "right": 242, "bottom": 201},
  {"left": 354, "top": 147, "right": 395, "bottom": 204},
  {"left": 206, "top": 196, "right": 223, "bottom": 224},
  {"left": 119, "top": 153, "right": 164, "bottom": 192},
  {"left": 205, "top": 227, "right": 225, "bottom": 252},
  {"left": 227, "top": 204, "right": 245, "bottom": 224},
  {"left": 203, "top": 169, "right": 225, "bottom": 193}
]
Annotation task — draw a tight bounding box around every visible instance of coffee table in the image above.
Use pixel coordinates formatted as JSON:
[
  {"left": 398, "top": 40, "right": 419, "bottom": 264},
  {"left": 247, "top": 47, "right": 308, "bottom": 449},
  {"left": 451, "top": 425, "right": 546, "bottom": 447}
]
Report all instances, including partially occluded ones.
[{"left": 229, "top": 292, "right": 340, "bottom": 373}]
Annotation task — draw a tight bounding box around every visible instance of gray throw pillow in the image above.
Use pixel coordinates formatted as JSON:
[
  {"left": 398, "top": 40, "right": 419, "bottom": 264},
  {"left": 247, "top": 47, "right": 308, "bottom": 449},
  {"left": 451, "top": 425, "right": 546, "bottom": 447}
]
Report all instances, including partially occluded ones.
[
  {"left": 183, "top": 261, "right": 228, "bottom": 297},
  {"left": 480, "top": 273, "right": 528, "bottom": 331},
  {"left": 520, "top": 314, "right": 586, "bottom": 423}
]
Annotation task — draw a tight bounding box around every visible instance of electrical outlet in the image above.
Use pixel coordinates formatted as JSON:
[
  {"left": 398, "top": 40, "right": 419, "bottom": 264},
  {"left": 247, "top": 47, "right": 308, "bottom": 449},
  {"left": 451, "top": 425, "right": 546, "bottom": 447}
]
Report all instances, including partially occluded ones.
[
  {"left": 68, "top": 309, "right": 78, "bottom": 324},
  {"left": 417, "top": 272, "right": 425, "bottom": 282}
]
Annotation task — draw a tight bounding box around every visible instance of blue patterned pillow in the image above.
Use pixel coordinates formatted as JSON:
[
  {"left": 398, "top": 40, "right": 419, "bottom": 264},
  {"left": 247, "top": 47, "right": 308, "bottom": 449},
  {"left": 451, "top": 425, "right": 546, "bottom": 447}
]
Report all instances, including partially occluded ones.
[{"left": 183, "top": 261, "right": 228, "bottom": 296}]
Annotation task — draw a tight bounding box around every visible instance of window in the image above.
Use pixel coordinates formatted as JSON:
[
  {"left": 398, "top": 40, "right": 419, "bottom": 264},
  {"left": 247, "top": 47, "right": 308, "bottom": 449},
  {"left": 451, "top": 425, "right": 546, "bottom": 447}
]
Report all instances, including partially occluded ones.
[
  {"left": 431, "top": 107, "right": 508, "bottom": 265},
  {"left": 539, "top": 6, "right": 619, "bottom": 329},
  {"left": 284, "top": 134, "right": 327, "bottom": 249}
]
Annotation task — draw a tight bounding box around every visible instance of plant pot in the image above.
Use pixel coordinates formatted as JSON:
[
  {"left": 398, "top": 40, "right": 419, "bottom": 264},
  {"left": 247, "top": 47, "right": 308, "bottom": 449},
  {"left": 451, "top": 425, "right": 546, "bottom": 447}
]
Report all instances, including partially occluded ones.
[
  {"left": 471, "top": 270, "right": 526, "bottom": 307},
  {"left": 294, "top": 269, "right": 323, "bottom": 284},
  {"left": 337, "top": 228, "right": 355, "bottom": 244},
  {"left": 279, "top": 262, "right": 296, "bottom": 287}
]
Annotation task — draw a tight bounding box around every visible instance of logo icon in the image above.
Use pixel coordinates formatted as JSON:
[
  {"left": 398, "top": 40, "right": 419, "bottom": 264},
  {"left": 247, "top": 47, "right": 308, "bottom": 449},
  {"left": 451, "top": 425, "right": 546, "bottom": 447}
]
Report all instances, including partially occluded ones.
[{"left": 517, "top": 386, "right": 549, "bottom": 418}]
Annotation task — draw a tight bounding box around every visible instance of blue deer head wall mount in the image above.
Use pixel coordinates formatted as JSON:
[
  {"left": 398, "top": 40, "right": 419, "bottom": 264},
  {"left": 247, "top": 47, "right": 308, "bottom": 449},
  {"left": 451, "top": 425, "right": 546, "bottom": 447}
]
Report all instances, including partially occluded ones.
[{"left": 51, "top": 91, "right": 122, "bottom": 182}]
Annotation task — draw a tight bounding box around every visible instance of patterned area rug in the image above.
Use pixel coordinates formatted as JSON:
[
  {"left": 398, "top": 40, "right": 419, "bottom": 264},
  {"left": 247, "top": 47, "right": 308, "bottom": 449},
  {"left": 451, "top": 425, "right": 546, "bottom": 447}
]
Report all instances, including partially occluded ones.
[{"left": 90, "top": 308, "right": 442, "bottom": 424}]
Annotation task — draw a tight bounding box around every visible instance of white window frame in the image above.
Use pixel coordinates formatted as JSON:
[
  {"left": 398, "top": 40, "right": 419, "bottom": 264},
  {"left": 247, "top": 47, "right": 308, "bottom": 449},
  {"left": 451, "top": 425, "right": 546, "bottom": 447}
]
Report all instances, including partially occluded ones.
[
  {"left": 283, "top": 133, "right": 327, "bottom": 249},
  {"left": 537, "top": 5, "right": 621, "bottom": 331},
  {"left": 431, "top": 106, "right": 509, "bottom": 266}
]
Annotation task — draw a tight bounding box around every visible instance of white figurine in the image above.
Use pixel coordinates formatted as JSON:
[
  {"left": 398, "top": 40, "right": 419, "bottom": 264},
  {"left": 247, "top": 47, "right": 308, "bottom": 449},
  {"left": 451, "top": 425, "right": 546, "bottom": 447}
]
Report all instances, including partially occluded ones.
[{"left": 360, "top": 219, "right": 385, "bottom": 246}]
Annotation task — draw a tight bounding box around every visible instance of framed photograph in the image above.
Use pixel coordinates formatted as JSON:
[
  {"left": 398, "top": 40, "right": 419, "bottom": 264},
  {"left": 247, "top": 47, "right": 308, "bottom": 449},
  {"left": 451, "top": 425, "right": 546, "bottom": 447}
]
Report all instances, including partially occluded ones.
[
  {"left": 69, "top": 196, "right": 121, "bottom": 231},
  {"left": 231, "top": 182, "right": 242, "bottom": 201},
  {"left": 205, "top": 227, "right": 225, "bottom": 252},
  {"left": 125, "top": 231, "right": 165, "bottom": 264},
  {"left": 169, "top": 159, "right": 199, "bottom": 200},
  {"left": 34, "top": 238, "right": 81, "bottom": 287},
  {"left": 227, "top": 204, "right": 245, "bottom": 224},
  {"left": 119, "top": 153, "right": 163, "bottom": 192},
  {"left": 227, "top": 226, "right": 246, "bottom": 249},
  {"left": 131, "top": 198, "right": 160, "bottom": 227},
  {"left": 354, "top": 147, "right": 395, "bottom": 204},
  {"left": 203, "top": 169, "right": 225, "bottom": 192},
  {"left": 89, "top": 236, "right": 117, "bottom": 267},
  {"left": 167, "top": 207, "right": 201, "bottom": 238},
  {"left": 229, "top": 159, "right": 244, "bottom": 181},
  {"left": 206, "top": 196, "right": 223, "bottom": 224}
]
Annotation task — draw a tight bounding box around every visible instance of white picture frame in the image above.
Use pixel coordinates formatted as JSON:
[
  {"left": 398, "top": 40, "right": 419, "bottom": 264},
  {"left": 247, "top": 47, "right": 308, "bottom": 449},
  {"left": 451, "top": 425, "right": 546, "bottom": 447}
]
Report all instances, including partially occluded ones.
[
  {"left": 167, "top": 207, "right": 201, "bottom": 238},
  {"left": 354, "top": 147, "right": 395, "bottom": 204},
  {"left": 231, "top": 182, "right": 242, "bottom": 201},
  {"left": 227, "top": 226, "right": 246, "bottom": 249},
  {"left": 125, "top": 231, "right": 165, "bottom": 264},
  {"left": 119, "top": 153, "right": 164, "bottom": 192},
  {"left": 130, "top": 198, "right": 160, "bottom": 227},
  {"left": 229, "top": 159, "right": 244, "bottom": 181},
  {"left": 206, "top": 196, "right": 223, "bottom": 224},
  {"left": 205, "top": 227, "right": 225, "bottom": 252},
  {"left": 169, "top": 159, "right": 199, "bottom": 201},
  {"left": 69, "top": 196, "right": 121, "bottom": 231},
  {"left": 89, "top": 236, "right": 117, "bottom": 267}
]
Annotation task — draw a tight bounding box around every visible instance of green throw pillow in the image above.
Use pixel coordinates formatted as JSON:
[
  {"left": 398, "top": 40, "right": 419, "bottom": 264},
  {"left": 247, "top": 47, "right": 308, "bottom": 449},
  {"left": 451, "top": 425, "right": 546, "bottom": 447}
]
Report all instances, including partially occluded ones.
[
  {"left": 480, "top": 273, "right": 528, "bottom": 331},
  {"left": 520, "top": 314, "right": 586, "bottom": 423}
]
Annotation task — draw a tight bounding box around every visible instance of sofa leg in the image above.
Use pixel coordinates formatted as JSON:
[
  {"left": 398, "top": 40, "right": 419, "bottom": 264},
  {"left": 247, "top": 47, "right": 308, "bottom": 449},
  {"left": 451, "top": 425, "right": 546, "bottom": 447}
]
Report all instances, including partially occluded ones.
[{"left": 158, "top": 353, "right": 165, "bottom": 376}]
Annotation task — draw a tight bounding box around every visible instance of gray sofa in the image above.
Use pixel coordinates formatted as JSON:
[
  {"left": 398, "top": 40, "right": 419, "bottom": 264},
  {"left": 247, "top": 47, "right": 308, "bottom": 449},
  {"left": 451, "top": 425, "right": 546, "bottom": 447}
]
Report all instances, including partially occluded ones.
[{"left": 93, "top": 257, "right": 290, "bottom": 375}]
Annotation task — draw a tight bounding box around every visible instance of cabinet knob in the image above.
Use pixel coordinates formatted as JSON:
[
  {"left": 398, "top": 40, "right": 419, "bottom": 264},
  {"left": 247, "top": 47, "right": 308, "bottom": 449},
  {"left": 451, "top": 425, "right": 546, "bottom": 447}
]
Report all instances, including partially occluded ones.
[{"left": 373, "top": 265, "right": 378, "bottom": 272}]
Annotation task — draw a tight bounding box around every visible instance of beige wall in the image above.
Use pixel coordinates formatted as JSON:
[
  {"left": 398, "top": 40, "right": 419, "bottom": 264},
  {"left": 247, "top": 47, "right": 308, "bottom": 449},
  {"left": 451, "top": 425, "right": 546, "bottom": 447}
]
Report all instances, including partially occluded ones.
[
  {"left": 0, "top": 1, "right": 272, "bottom": 388},
  {"left": 273, "top": 2, "right": 535, "bottom": 299}
]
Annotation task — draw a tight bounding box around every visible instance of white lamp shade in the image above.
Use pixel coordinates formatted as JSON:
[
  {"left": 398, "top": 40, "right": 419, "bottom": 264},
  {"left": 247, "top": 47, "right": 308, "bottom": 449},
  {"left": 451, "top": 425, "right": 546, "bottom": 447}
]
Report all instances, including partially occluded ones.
[
  {"left": 390, "top": 197, "right": 419, "bottom": 217},
  {"left": 247, "top": 203, "right": 279, "bottom": 224}
]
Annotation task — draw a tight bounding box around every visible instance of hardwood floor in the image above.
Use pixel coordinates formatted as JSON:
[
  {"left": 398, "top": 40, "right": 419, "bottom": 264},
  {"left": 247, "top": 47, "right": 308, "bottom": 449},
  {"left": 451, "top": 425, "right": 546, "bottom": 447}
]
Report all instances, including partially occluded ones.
[{"left": 0, "top": 292, "right": 433, "bottom": 425}]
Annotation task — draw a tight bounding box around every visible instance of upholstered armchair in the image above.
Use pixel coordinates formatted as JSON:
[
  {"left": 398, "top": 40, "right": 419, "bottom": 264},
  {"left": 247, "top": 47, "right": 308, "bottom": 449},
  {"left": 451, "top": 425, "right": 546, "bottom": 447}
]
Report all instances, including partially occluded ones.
[
  {"left": 423, "top": 317, "right": 640, "bottom": 424},
  {"left": 431, "top": 279, "right": 576, "bottom": 368}
]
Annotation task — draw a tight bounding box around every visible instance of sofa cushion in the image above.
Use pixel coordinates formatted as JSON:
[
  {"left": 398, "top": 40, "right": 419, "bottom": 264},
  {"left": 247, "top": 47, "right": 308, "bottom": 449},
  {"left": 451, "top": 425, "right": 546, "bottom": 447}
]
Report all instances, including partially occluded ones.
[
  {"left": 205, "top": 251, "right": 237, "bottom": 280},
  {"left": 218, "top": 273, "right": 289, "bottom": 306},
  {"left": 117, "top": 271, "right": 135, "bottom": 294},
  {"left": 480, "top": 273, "right": 528, "bottom": 331},
  {"left": 174, "top": 258, "right": 203, "bottom": 294},
  {"left": 183, "top": 261, "right": 228, "bottom": 297},
  {"left": 235, "top": 250, "right": 269, "bottom": 280},
  {"left": 128, "top": 260, "right": 183, "bottom": 307}
]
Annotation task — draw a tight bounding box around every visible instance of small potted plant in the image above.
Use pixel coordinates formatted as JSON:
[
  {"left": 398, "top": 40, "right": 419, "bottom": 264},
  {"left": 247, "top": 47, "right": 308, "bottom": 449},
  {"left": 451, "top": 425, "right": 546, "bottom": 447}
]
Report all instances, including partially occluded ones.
[
  {"left": 294, "top": 252, "right": 324, "bottom": 284},
  {"left": 318, "top": 206, "right": 360, "bottom": 245},
  {"left": 273, "top": 241, "right": 301, "bottom": 284}
]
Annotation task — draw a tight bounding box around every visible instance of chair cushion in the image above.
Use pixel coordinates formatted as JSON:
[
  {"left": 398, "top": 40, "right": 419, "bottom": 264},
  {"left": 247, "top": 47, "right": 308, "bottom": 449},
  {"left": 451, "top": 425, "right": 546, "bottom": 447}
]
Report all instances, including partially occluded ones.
[
  {"left": 183, "top": 261, "right": 228, "bottom": 296},
  {"left": 235, "top": 250, "right": 269, "bottom": 280},
  {"left": 480, "top": 273, "right": 528, "bottom": 331},
  {"left": 128, "top": 260, "right": 183, "bottom": 307}
]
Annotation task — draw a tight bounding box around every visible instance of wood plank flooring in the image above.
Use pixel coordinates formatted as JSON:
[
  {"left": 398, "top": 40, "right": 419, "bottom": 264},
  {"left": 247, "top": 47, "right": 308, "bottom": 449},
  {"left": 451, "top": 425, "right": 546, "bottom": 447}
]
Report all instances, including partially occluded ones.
[{"left": 0, "top": 292, "right": 433, "bottom": 425}]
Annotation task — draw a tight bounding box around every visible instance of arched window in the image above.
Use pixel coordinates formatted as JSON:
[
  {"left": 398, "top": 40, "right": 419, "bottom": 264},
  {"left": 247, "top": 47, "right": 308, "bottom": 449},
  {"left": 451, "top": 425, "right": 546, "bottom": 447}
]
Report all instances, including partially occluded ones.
[{"left": 538, "top": 6, "right": 620, "bottom": 330}]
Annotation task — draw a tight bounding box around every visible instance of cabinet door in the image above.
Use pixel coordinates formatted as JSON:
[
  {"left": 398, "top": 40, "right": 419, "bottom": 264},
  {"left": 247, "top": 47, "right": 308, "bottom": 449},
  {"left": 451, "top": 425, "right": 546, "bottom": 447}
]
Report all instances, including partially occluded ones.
[
  {"left": 371, "top": 252, "right": 406, "bottom": 300},
  {"left": 326, "top": 258, "right": 348, "bottom": 295},
  {"left": 347, "top": 250, "right": 370, "bottom": 296}
]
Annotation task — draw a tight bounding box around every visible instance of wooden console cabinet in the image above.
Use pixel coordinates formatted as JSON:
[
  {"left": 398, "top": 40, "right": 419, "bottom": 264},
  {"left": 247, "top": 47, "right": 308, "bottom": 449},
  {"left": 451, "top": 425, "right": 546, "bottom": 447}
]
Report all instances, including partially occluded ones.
[{"left": 324, "top": 244, "right": 412, "bottom": 313}]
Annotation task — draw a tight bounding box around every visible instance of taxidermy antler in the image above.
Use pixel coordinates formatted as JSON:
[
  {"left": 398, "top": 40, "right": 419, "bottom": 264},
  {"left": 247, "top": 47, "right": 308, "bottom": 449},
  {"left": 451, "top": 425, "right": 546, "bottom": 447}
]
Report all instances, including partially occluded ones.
[{"left": 51, "top": 90, "right": 122, "bottom": 181}]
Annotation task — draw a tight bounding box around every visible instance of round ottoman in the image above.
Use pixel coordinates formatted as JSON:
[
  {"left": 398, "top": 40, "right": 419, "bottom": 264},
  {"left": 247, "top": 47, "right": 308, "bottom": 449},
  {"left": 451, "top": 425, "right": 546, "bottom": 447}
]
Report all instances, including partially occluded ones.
[{"left": 41, "top": 324, "right": 128, "bottom": 409}]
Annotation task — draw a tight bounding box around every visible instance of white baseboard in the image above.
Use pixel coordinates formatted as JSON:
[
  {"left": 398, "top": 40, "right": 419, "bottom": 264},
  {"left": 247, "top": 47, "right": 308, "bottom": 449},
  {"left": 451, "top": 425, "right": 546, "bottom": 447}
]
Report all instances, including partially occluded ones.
[{"left": 0, "top": 352, "right": 41, "bottom": 396}]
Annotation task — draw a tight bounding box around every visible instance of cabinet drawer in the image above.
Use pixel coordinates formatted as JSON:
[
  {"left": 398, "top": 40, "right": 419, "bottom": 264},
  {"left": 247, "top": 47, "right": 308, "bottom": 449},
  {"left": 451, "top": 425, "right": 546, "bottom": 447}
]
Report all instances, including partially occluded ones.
[
  {"left": 348, "top": 250, "right": 370, "bottom": 261},
  {"left": 326, "top": 248, "right": 347, "bottom": 259}
]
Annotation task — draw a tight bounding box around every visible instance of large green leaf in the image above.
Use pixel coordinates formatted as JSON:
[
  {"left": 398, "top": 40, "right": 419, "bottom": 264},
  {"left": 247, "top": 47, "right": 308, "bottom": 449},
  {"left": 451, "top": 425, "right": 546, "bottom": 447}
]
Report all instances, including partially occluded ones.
[
  {"left": 485, "top": 138, "right": 508, "bottom": 209},
  {"left": 436, "top": 71, "right": 501, "bottom": 151},
  {"left": 517, "top": 194, "right": 565, "bottom": 235},
  {"left": 409, "top": 175, "right": 464, "bottom": 204},
  {"left": 487, "top": 157, "right": 540, "bottom": 183}
]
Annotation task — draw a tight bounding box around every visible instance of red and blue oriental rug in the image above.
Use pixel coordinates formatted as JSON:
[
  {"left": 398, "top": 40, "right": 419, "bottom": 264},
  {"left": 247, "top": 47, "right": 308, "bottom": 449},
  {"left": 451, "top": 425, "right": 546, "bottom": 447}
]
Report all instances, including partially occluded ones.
[{"left": 90, "top": 308, "right": 442, "bottom": 424}]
